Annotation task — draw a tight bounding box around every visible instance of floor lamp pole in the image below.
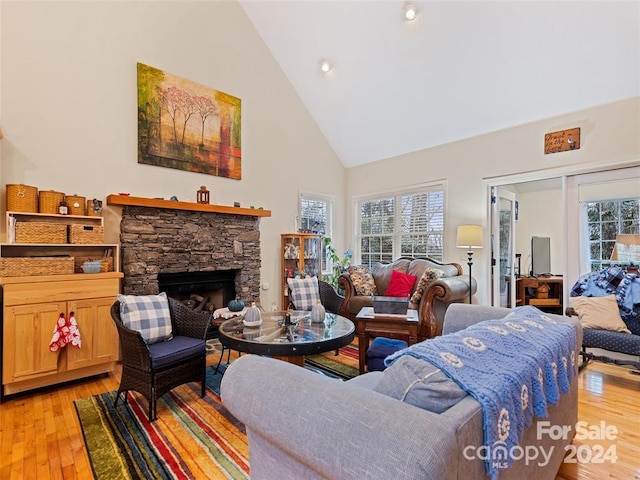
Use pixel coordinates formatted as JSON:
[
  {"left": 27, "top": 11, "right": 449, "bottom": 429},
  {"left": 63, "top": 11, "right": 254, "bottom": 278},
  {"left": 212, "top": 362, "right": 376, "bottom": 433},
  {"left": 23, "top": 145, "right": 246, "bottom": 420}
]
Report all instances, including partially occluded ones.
[{"left": 467, "top": 249, "right": 474, "bottom": 304}]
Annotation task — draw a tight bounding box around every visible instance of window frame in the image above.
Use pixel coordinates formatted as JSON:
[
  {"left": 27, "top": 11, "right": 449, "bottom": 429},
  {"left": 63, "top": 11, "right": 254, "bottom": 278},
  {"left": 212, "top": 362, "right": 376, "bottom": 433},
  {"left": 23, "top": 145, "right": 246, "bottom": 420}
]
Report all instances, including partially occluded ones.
[
  {"left": 354, "top": 183, "right": 446, "bottom": 267},
  {"left": 581, "top": 196, "right": 640, "bottom": 272},
  {"left": 299, "top": 192, "right": 334, "bottom": 275}
]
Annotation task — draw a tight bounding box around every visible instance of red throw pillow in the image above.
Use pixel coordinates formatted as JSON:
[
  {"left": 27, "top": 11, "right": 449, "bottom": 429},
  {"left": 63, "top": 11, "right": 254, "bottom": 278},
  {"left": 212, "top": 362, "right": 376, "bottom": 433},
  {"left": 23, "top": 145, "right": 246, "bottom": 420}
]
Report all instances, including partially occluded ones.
[{"left": 384, "top": 270, "right": 417, "bottom": 297}]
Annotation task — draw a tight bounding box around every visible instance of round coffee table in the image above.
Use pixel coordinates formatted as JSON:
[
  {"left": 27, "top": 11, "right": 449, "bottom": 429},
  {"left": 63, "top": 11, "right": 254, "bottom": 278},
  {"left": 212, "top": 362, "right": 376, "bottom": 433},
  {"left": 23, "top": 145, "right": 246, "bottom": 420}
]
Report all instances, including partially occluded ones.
[{"left": 218, "top": 311, "right": 355, "bottom": 366}]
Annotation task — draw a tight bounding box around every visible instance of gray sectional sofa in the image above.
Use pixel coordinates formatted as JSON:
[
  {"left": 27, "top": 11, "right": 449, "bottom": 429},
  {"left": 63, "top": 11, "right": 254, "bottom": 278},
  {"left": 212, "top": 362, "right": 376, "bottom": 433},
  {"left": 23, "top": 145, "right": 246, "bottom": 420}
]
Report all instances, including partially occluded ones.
[{"left": 220, "top": 304, "right": 581, "bottom": 480}]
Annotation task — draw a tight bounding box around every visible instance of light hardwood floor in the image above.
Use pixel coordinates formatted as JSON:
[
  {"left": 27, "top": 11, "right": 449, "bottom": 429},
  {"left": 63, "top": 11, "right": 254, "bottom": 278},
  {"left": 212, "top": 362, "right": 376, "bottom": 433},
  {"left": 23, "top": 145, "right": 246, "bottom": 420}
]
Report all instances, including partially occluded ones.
[{"left": 1, "top": 356, "right": 639, "bottom": 479}]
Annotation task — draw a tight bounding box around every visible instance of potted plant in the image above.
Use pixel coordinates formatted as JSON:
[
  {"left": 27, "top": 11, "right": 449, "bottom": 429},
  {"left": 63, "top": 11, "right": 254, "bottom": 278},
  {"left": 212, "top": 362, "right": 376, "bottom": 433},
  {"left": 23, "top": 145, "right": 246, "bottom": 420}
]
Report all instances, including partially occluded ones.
[{"left": 322, "top": 237, "right": 352, "bottom": 293}]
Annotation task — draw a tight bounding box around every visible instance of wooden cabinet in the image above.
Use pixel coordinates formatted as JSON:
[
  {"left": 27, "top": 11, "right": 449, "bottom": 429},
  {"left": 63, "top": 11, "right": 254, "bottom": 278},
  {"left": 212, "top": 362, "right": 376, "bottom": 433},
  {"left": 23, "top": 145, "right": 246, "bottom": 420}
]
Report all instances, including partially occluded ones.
[
  {"left": 508, "top": 276, "right": 564, "bottom": 314},
  {"left": 1, "top": 271, "right": 122, "bottom": 398},
  {"left": 0, "top": 210, "right": 123, "bottom": 398},
  {"left": 281, "top": 233, "right": 322, "bottom": 309}
]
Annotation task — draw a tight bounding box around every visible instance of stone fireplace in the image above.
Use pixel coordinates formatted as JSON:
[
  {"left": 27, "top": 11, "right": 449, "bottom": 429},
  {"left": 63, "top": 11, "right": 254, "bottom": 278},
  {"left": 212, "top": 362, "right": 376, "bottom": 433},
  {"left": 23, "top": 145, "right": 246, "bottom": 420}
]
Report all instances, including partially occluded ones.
[{"left": 117, "top": 203, "right": 264, "bottom": 306}]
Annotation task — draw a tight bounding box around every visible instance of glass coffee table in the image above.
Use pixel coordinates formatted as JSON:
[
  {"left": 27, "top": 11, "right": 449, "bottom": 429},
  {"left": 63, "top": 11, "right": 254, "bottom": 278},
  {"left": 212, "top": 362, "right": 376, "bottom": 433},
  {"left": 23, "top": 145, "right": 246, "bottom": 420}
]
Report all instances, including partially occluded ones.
[{"left": 218, "top": 311, "right": 355, "bottom": 367}]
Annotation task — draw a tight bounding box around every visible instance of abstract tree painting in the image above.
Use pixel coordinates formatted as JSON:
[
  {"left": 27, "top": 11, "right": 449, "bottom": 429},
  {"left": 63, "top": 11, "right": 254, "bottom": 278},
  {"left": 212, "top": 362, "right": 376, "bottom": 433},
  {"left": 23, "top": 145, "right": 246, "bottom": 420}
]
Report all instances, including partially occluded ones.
[{"left": 137, "top": 63, "right": 241, "bottom": 179}]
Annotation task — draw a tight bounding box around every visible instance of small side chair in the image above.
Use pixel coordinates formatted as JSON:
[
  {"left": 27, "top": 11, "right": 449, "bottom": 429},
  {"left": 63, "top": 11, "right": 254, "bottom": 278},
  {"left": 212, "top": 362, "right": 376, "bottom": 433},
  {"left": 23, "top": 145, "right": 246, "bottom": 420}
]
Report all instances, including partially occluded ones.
[{"left": 110, "top": 296, "right": 210, "bottom": 421}]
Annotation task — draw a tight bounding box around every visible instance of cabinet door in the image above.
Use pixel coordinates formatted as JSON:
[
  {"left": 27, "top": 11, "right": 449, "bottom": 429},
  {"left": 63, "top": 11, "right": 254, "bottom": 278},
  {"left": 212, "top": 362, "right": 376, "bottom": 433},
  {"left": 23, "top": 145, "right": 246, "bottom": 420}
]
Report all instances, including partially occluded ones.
[
  {"left": 3, "top": 302, "right": 66, "bottom": 383},
  {"left": 66, "top": 297, "right": 119, "bottom": 370},
  {"left": 302, "top": 236, "right": 320, "bottom": 276}
]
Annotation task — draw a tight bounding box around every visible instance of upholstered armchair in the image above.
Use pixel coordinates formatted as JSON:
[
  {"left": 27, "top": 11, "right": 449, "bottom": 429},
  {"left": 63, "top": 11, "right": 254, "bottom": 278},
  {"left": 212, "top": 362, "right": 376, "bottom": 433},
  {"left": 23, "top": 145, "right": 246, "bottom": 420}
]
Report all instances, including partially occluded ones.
[
  {"left": 110, "top": 295, "right": 210, "bottom": 421},
  {"left": 338, "top": 257, "right": 475, "bottom": 340}
]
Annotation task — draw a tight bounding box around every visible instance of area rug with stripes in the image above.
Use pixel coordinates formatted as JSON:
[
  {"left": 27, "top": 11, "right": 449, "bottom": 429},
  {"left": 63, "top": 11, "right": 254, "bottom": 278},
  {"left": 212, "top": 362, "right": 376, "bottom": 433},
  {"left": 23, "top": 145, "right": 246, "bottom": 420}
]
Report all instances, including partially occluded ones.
[
  {"left": 75, "top": 365, "right": 249, "bottom": 480},
  {"left": 75, "top": 346, "right": 359, "bottom": 479}
]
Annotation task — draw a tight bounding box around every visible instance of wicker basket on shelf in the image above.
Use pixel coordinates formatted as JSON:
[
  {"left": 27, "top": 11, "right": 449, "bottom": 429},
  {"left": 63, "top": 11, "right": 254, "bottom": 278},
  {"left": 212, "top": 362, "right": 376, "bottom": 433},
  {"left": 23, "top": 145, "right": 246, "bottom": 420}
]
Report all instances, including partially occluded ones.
[
  {"left": 15, "top": 222, "right": 67, "bottom": 244},
  {"left": 66, "top": 195, "right": 86, "bottom": 215},
  {"left": 0, "top": 257, "right": 75, "bottom": 277},
  {"left": 6, "top": 184, "right": 38, "bottom": 213},
  {"left": 69, "top": 224, "right": 104, "bottom": 244},
  {"left": 38, "top": 190, "right": 65, "bottom": 214}
]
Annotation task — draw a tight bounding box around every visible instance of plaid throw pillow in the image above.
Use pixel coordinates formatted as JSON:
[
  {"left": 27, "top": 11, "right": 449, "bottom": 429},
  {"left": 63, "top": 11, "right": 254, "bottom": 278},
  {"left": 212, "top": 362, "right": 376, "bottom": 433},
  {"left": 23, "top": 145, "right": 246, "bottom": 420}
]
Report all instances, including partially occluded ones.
[
  {"left": 118, "top": 292, "right": 173, "bottom": 344},
  {"left": 287, "top": 276, "right": 321, "bottom": 311}
]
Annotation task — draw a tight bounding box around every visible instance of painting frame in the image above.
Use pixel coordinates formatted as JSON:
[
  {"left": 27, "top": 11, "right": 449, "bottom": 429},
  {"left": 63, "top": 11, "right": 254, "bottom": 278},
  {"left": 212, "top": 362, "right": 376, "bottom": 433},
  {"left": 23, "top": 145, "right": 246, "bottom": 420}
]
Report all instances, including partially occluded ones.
[{"left": 137, "top": 62, "right": 242, "bottom": 179}]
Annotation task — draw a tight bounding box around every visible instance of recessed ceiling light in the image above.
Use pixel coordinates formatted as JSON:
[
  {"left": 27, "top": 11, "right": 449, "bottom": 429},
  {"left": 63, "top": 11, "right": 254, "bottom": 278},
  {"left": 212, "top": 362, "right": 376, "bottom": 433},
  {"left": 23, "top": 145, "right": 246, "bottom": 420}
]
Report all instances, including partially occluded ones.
[
  {"left": 403, "top": 1, "right": 417, "bottom": 21},
  {"left": 320, "top": 59, "right": 332, "bottom": 73}
]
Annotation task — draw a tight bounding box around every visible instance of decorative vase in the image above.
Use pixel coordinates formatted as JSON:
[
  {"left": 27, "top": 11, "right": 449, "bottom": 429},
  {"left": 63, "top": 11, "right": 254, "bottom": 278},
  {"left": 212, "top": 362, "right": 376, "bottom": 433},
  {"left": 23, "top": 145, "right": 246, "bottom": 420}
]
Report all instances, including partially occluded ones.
[
  {"left": 243, "top": 302, "right": 262, "bottom": 327},
  {"left": 228, "top": 297, "right": 245, "bottom": 312},
  {"left": 310, "top": 300, "right": 326, "bottom": 323}
]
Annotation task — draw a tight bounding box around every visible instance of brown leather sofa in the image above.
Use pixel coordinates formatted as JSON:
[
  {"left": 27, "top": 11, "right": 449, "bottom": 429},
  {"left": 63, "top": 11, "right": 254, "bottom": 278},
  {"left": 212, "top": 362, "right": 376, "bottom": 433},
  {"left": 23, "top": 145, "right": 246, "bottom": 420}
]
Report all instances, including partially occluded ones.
[{"left": 338, "top": 257, "right": 476, "bottom": 339}]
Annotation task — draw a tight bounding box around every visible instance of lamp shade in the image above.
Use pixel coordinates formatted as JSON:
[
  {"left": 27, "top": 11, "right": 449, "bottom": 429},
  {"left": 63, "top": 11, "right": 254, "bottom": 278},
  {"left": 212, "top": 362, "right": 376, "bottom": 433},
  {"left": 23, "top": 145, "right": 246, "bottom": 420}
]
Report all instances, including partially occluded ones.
[{"left": 456, "top": 224, "right": 483, "bottom": 249}]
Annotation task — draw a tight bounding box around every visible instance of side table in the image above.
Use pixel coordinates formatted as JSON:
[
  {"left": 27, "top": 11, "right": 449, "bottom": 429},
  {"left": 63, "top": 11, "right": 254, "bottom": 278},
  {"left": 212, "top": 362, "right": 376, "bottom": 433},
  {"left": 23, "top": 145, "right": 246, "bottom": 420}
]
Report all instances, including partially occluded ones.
[{"left": 355, "top": 307, "right": 419, "bottom": 373}]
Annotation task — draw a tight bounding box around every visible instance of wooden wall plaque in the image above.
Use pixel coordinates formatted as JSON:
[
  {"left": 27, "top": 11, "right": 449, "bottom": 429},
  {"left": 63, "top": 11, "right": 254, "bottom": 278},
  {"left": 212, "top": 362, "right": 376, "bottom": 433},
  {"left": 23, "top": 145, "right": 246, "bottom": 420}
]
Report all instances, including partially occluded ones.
[{"left": 544, "top": 127, "right": 580, "bottom": 154}]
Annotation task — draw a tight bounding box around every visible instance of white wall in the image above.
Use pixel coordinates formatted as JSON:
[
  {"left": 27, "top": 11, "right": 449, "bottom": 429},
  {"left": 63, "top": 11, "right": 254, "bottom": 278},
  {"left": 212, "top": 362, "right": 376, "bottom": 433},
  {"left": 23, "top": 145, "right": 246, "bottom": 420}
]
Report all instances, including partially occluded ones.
[
  {"left": 2, "top": 2, "right": 639, "bottom": 309},
  {"left": 0, "top": 1, "right": 345, "bottom": 309},
  {"left": 346, "top": 97, "right": 640, "bottom": 304},
  {"left": 516, "top": 189, "right": 564, "bottom": 276}
]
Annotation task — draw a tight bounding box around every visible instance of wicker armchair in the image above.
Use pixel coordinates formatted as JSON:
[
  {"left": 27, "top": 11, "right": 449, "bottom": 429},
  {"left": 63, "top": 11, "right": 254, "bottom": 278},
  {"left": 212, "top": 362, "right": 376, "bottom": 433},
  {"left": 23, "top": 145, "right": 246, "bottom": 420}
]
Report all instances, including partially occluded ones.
[
  {"left": 287, "top": 279, "right": 345, "bottom": 314},
  {"left": 110, "top": 297, "right": 210, "bottom": 421}
]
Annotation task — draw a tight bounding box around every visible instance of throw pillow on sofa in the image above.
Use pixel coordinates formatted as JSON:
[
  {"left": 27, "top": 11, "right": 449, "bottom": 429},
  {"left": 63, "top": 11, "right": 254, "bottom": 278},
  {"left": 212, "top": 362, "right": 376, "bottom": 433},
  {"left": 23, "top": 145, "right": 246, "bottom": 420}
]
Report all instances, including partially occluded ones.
[
  {"left": 384, "top": 269, "right": 417, "bottom": 297},
  {"left": 409, "top": 267, "right": 444, "bottom": 304},
  {"left": 348, "top": 265, "right": 378, "bottom": 296},
  {"left": 373, "top": 355, "right": 467, "bottom": 413},
  {"left": 569, "top": 294, "right": 631, "bottom": 333}
]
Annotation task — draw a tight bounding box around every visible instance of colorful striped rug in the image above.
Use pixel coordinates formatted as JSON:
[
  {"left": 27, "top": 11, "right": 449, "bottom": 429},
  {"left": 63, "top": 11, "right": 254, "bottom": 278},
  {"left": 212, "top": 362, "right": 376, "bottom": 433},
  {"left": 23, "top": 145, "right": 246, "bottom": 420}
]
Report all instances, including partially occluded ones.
[
  {"left": 76, "top": 347, "right": 360, "bottom": 479},
  {"left": 75, "top": 365, "right": 249, "bottom": 480},
  {"left": 305, "top": 344, "right": 359, "bottom": 379}
]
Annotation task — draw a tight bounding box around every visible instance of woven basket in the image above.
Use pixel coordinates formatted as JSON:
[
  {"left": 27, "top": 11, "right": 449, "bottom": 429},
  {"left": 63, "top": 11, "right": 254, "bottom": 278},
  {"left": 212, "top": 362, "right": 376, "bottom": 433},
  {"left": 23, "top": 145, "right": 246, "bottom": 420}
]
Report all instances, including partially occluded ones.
[
  {"left": 69, "top": 224, "right": 104, "bottom": 244},
  {"left": 74, "top": 256, "right": 113, "bottom": 273},
  {"left": 15, "top": 222, "right": 67, "bottom": 244},
  {"left": 66, "top": 195, "right": 86, "bottom": 215},
  {"left": 0, "top": 257, "right": 74, "bottom": 277},
  {"left": 39, "top": 190, "right": 65, "bottom": 214},
  {"left": 6, "top": 184, "right": 38, "bottom": 213}
]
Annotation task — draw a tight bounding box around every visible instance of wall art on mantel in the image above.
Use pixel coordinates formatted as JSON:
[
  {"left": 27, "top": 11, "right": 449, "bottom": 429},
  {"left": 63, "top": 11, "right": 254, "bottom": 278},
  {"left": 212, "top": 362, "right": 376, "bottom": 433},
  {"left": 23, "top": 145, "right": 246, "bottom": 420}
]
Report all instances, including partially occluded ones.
[{"left": 137, "top": 62, "right": 242, "bottom": 179}]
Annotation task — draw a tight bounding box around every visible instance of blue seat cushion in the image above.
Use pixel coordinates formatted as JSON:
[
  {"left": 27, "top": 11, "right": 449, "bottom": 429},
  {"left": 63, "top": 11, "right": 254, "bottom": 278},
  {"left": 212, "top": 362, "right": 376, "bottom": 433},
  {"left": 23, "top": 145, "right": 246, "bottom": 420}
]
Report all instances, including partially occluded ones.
[
  {"left": 583, "top": 328, "right": 640, "bottom": 356},
  {"left": 366, "top": 337, "right": 408, "bottom": 372},
  {"left": 148, "top": 335, "right": 206, "bottom": 370}
]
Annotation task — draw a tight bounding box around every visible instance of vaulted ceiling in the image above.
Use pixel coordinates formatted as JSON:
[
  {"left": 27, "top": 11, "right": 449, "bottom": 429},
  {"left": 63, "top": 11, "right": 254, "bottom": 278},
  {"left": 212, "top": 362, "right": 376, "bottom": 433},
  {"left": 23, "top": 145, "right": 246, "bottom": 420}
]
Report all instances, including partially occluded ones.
[{"left": 239, "top": 1, "right": 640, "bottom": 168}]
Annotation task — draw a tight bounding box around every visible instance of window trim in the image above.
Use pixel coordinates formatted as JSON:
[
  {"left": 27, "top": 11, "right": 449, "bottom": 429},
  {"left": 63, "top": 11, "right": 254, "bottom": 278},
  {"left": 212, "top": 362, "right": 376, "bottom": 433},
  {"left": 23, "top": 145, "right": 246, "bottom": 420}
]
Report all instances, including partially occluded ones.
[
  {"left": 353, "top": 182, "right": 446, "bottom": 266},
  {"left": 299, "top": 191, "right": 334, "bottom": 275}
]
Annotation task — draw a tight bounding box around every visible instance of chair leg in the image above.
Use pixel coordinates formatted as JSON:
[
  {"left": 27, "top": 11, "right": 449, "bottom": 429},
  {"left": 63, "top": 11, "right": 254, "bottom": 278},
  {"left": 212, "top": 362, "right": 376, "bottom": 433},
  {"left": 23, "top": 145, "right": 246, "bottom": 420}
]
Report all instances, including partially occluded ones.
[
  {"left": 114, "top": 389, "right": 127, "bottom": 406},
  {"left": 215, "top": 346, "right": 226, "bottom": 374}
]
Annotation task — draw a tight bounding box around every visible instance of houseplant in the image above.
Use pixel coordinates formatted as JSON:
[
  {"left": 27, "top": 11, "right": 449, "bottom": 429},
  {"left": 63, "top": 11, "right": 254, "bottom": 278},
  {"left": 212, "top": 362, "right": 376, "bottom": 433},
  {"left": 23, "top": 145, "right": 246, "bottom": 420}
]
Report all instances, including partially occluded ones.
[{"left": 322, "top": 237, "right": 352, "bottom": 293}]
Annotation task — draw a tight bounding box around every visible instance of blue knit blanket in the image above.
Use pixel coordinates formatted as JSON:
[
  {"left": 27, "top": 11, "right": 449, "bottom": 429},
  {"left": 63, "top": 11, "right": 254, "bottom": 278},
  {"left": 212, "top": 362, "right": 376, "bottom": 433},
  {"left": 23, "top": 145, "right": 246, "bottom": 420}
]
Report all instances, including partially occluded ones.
[{"left": 384, "top": 306, "right": 577, "bottom": 479}]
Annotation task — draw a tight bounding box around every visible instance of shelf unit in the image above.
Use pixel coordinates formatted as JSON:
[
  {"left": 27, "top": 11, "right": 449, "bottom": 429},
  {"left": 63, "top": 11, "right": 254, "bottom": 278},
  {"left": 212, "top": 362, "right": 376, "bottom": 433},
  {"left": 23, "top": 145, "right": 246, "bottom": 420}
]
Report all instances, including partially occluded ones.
[
  {"left": 281, "top": 233, "right": 322, "bottom": 309},
  {"left": 1, "top": 211, "right": 122, "bottom": 399},
  {"left": 3, "top": 211, "right": 119, "bottom": 272},
  {"left": 509, "top": 276, "right": 564, "bottom": 314}
]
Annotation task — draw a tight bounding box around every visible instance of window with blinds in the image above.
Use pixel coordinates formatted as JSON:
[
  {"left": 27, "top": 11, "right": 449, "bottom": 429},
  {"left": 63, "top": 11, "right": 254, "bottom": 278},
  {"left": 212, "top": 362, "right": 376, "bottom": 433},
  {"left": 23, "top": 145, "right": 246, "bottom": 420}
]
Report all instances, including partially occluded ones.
[
  {"left": 300, "top": 194, "right": 333, "bottom": 274},
  {"left": 357, "top": 187, "right": 445, "bottom": 268}
]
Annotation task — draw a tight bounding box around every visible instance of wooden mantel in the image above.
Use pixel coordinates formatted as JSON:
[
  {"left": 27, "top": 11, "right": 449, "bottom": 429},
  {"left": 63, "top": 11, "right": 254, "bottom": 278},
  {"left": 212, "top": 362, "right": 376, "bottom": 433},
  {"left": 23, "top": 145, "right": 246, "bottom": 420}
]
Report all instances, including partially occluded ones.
[{"left": 106, "top": 194, "right": 271, "bottom": 217}]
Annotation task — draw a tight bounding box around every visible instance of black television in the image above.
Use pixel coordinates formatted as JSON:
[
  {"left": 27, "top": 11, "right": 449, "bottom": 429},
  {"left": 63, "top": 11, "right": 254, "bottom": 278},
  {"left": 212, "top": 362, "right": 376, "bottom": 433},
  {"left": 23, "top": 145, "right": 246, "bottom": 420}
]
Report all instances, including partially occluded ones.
[{"left": 531, "top": 236, "right": 551, "bottom": 276}]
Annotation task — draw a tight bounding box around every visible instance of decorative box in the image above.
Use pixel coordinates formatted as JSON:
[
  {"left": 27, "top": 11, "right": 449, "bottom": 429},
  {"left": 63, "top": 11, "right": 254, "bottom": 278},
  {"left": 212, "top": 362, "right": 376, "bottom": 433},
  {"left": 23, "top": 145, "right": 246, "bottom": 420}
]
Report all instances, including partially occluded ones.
[{"left": 372, "top": 296, "right": 409, "bottom": 315}]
